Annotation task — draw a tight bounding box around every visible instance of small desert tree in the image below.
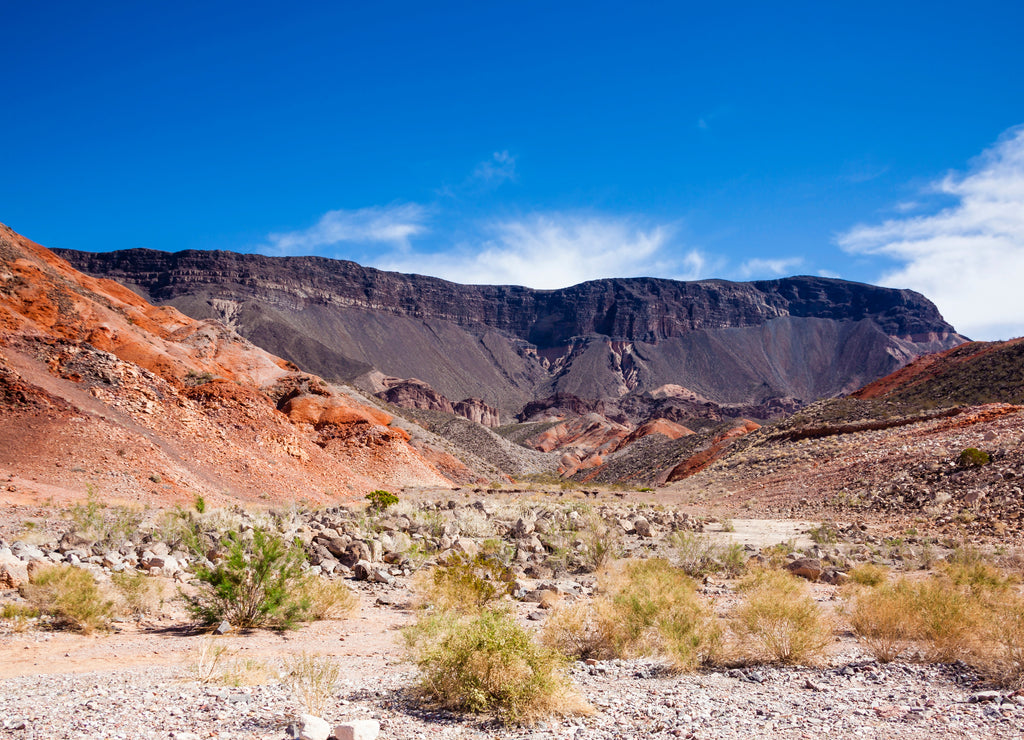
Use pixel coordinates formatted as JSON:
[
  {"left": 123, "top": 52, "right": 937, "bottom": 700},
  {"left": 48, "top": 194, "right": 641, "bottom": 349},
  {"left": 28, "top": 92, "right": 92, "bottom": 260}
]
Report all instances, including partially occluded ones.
[{"left": 187, "top": 528, "right": 309, "bottom": 629}]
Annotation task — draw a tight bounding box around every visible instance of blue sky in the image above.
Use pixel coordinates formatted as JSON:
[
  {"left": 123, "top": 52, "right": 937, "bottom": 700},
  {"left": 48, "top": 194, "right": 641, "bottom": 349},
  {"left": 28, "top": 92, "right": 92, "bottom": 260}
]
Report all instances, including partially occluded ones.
[{"left": 3, "top": 1, "right": 1024, "bottom": 339}]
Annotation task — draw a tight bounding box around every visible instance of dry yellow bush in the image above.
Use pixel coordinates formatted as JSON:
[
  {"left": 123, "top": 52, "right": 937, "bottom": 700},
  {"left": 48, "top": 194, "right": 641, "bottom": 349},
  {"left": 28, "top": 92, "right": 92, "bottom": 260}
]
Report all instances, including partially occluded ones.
[
  {"left": 730, "top": 569, "right": 832, "bottom": 665},
  {"left": 285, "top": 653, "right": 342, "bottom": 716},
  {"left": 848, "top": 581, "right": 916, "bottom": 662},
  {"left": 111, "top": 571, "right": 165, "bottom": 617},
  {"left": 847, "top": 563, "right": 889, "bottom": 587},
  {"left": 405, "top": 609, "right": 590, "bottom": 726},
  {"left": 541, "top": 558, "right": 719, "bottom": 671},
  {"left": 20, "top": 565, "right": 115, "bottom": 633},
  {"left": 297, "top": 577, "right": 359, "bottom": 620},
  {"left": 970, "top": 591, "right": 1024, "bottom": 689}
]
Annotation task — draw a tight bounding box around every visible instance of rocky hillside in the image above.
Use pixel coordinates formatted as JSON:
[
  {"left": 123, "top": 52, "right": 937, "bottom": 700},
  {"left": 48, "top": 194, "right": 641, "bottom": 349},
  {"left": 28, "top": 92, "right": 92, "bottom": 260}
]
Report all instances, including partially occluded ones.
[
  {"left": 0, "top": 223, "right": 477, "bottom": 508},
  {"left": 58, "top": 247, "right": 965, "bottom": 420}
]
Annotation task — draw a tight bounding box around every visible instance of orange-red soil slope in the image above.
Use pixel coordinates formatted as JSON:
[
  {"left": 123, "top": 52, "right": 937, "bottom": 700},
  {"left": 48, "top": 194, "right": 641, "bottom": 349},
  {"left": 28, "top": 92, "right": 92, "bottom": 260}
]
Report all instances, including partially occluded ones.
[{"left": 0, "top": 223, "right": 456, "bottom": 508}]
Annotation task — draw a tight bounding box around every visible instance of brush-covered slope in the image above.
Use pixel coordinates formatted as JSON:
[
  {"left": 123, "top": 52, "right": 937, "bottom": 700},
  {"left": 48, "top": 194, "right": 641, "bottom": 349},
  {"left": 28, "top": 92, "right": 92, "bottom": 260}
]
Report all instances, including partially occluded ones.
[
  {"left": 58, "top": 248, "right": 965, "bottom": 418},
  {"left": 0, "top": 223, "right": 461, "bottom": 507}
]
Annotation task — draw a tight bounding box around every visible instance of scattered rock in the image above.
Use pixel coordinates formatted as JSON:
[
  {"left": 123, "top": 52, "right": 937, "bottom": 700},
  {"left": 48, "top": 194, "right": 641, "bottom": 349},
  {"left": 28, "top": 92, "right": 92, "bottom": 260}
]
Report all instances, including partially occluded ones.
[{"left": 333, "top": 719, "right": 380, "bottom": 740}]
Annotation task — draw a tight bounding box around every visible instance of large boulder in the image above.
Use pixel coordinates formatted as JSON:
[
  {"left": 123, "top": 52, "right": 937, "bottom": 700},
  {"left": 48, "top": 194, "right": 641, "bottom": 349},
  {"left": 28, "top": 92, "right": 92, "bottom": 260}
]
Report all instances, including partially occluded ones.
[{"left": 786, "top": 558, "right": 823, "bottom": 582}]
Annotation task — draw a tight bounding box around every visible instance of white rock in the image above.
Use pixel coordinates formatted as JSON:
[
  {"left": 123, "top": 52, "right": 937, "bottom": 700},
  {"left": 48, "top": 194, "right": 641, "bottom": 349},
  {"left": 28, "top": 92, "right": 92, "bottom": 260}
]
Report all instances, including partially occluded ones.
[
  {"left": 333, "top": 719, "right": 380, "bottom": 740},
  {"left": 299, "top": 713, "right": 332, "bottom": 740}
]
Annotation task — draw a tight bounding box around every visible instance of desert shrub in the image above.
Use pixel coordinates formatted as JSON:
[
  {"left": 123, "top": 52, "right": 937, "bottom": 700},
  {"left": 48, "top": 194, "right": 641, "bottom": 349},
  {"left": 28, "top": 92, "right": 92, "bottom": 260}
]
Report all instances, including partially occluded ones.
[
  {"left": 20, "top": 565, "right": 115, "bottom": 633},
  {"left": 942, "top": 561, "right": 1011, "bottom": 593},
  {"left": 971, "top": 592, "right": 1024, "bottom": 689},
  {"left": 220, "top": 656, "right": 272, "bottom": 687},
  {"left": 575, "top": 513, "right": 620, "bottom": 573},
  {"left": 193, "top": 495, "right": 207, "bottom": 514},
  {"left": 111, "top": 570, "right": 164, "bottom": 617},
  {"left": 808, "top": 522, "right": 841, "bottom": 545},
  {"left": 189, "top": 636, "right": 231, "bottom": 683},
  {"left": 186, "top": 528, "right": 309, "bottom": 629},
  {"left": 285, "top": 653, "right": 342, "bottom": 716},
  {"left": 542, "top": 559, "right": 718, "bottom": 671},
  {"left": 0, "top": 603, "right": 40, "bottom": 632},
  {"left": 69, "top": 487, "right": 143, "bottom": 548},
  {"left": 849, "top": 572, "right": 993, "bottom": 664},
  {"left": 730, "top": 570, "right": 831, "bottom": 665},
  {"left": 415, "top": 553, "right": 514, "bottom": 614},
  {"left": 958, "top": 447, "right": 990, "bottom": 468},
  {"left": 761, "top": 540, "right": 798, "bottom": 569},
  {"left": 366, "top": 489, "right": 399, "bottom": 512},
  {"left": 405, "top": 609, "right": 588, "bottom": 725},
  {"left": 848, "top": 581, "right": 916, "bottom": 662},
  {"left": 909, "top": 577, "right": 981, "bottom": 663},
  {"left": 156, "top": 506, "right": 211, "bottom": 558},
  {"left": 669, "top": 531, "right": 747, "bottom": 578},
  {"left": 1, "top": 603, "right": 39, "bottom": 619},
  {"left": 848, "top": 563, "right": 889, "bottom": 587},
  {"left": 296, "top": 577, "right": 358, "bottom": 620}
]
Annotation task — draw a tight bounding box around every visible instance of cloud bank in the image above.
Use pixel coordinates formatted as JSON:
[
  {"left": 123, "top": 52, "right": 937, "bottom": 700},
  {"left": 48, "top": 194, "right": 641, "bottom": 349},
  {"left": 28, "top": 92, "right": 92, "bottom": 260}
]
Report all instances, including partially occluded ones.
[
  {"left": 261, "top": 204, "right": 428, "bottom": 255},
  {"left": 839, "top": 125, "right": 1024, "bottom": 340},
  {"left": 377, "top": 213, "right": 709, "bottom": 288}
]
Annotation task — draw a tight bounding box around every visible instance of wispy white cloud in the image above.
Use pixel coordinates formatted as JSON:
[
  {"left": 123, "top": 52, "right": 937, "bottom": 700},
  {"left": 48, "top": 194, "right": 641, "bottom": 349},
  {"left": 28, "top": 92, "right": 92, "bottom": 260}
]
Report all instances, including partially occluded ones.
[
  {"left": 471, "top": 150, "right": 517, "bottom": 187},
  {"left": 378, "top": 213, "right": 710, "bottom": 288},
  {"left": 260, "top": 204, "right": 428, "bottom": 255},
  {"left": 839, "top": 125, "right": 1024, "bottom": 340},
  {"left": 736, "top": 256, "right": 804, "bottom": 279}
]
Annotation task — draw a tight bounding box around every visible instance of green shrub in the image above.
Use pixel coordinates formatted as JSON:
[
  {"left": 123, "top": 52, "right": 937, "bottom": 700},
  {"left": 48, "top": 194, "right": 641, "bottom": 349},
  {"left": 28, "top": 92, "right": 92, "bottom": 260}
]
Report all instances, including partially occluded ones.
[
  {"left": 194, "top": 495, "right": 207, "bottom": 514},
  {"left": 20, "top": 565, "right": 115, "bottom": 633},
  {"left": 186, "top": 528, "right": 310, "bottom": 629},
  {"left": 405, "top": 609, "right": 588, "bottom": 725},
  {"left": 958, "top": 447, "right": 990, "bottom": 468},
  {"left": 808, "top": 522, "right": 841, "bottom": 545},
  {"left": 366, "top": 489, "right": 399, "bottom": 512},
  {"left": 669, "top": 531, "right": 747, "bottom": 578}
]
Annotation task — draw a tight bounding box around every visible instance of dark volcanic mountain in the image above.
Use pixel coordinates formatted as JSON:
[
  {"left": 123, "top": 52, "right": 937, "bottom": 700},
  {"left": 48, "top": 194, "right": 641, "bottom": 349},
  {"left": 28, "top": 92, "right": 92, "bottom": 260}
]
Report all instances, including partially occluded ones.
[{"left": 57, "top": 248, "right": 966, "bottom": 421}]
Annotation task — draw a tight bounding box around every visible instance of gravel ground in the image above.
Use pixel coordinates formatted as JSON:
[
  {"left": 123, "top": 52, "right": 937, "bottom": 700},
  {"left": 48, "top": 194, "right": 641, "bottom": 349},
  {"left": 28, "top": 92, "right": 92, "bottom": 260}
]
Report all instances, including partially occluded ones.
[{"left": 2, "top": 653, "right": 1022, "bottom": 739}]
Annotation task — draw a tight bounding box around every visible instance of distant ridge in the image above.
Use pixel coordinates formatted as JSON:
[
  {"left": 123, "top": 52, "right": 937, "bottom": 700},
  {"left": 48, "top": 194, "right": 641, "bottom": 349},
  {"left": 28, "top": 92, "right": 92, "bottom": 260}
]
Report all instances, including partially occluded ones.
[{"left": 59, "top": 247, "right": 966, "bottom": 420}]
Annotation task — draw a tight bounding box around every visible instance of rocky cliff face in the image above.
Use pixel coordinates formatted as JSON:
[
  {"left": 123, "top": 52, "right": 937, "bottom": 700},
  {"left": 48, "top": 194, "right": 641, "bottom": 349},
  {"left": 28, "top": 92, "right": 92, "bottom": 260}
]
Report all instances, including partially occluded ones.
[{"left": 57, "top": 247, "right": 967, "bottom": 418}]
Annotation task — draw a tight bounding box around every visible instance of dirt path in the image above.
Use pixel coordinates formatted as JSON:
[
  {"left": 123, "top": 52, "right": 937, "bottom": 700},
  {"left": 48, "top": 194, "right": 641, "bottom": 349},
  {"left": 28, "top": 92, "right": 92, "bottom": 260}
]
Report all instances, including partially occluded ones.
[{"left": 0, "top": 601, "right": 410, "bottom": 680}]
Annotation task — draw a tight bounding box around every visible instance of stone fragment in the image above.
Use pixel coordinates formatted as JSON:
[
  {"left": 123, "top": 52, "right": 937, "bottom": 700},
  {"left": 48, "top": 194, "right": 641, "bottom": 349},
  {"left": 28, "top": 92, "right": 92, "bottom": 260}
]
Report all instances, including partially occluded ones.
[
  {"left": 333, "top": 719, "right": 380, "bottom": 740},
  {"left": 352, "top": 560, "right": 373, "bottom": 580},
  {"left": 0, "top": 553, "right": 29, "bottom": 589},
  {"left": 367, "top": 566, "right": 395, "bottom": 585},
  {"left": 452, "top": 538, "right": 479, "bottom": 557},
  {"left": 632, "top": 516, "right": 652, "bottom": 537},
  {"left": 299, "top": 714, "right": 332, "bottom": 740},
  {"left": 970, "top": 691, "right": 1003, "bottom": 703}
]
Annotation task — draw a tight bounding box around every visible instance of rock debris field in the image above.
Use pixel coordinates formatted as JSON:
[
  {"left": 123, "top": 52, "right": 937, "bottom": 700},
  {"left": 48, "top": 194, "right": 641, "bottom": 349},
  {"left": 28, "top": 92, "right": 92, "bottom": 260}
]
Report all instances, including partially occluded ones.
[
  {"left": 3, "top": 491, "right": 1024, "bottom": 739},
  {"left": 2, "top": 651, "right": 1022, "bottom": 739}
]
